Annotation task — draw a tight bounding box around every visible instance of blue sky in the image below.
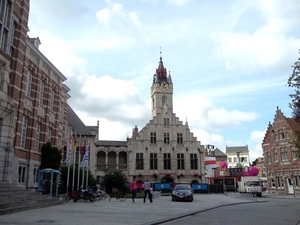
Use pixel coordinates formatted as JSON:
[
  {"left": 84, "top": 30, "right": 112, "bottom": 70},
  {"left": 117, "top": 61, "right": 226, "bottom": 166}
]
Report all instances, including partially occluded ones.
[{"left": 28, "top": 0, "right": 300, "bottom": 162}]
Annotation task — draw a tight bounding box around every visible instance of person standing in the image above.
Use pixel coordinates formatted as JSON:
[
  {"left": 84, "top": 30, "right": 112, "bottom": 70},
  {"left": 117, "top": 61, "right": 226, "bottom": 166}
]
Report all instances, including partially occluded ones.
[
  {"left": 143, "top": 178, "right": 153, "bottom": 203},
  {"left": 130, "top": 177, "right": 137, "bottom": 202}
]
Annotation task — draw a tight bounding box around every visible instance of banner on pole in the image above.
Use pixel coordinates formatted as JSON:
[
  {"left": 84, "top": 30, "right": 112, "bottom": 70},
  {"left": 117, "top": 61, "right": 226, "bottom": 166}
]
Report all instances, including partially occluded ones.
[
  {"left": 80, "top": 140, "right": 89, "bottom": 167},
  {"left": 65, "top": 129, "right": 73, "bottom": 164}
]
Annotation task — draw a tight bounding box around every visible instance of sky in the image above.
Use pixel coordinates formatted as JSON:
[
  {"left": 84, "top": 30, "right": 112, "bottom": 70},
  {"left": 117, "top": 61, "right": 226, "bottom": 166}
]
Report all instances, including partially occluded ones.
[{"left": 27, "top": 0, "right": 300, "bottom": 163}]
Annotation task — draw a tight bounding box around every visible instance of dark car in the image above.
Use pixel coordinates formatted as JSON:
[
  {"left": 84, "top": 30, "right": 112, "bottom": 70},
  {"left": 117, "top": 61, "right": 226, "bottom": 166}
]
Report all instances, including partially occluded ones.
[{"left": 171, "top": 184, "right": 194, "bottom": 202}]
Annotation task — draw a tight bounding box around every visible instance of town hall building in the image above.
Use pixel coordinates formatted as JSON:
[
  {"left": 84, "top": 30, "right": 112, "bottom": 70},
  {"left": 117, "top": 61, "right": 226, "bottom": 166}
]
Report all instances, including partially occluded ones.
[{"left": 91, "top": 54, "right": 205, "bottom": 184}]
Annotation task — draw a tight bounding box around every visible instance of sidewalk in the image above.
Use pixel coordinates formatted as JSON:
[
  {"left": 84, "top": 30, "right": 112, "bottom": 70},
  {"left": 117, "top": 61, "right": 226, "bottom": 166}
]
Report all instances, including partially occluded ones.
[
  {"left": 225, "top": 191, "right": 299, "bottom": 199},
  {"left": 0, "top": 193, "right": 266, "bottom": 225}
]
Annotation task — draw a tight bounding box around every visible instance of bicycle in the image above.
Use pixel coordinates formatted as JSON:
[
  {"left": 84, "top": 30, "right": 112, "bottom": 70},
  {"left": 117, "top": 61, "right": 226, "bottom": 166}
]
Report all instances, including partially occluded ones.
[
  {"left": 64, "top": 191, "right": 80, "bottom": 203},
  {"left": 109, "top": 187, "right": 127, "bottom": 202},
  {"left": 95, "top": 189, "right": 109, "bottom": 201}
]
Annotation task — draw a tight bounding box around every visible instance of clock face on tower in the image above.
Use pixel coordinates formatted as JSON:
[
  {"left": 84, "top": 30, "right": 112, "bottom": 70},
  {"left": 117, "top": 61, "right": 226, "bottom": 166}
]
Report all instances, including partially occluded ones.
[{"left": 160, "top": 82, "right": 169, "bottom": 91}]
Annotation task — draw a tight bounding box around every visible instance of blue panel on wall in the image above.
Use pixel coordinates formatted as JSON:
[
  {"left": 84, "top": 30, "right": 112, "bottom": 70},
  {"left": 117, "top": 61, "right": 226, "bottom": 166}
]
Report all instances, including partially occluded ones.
[
  {"left": 192, "top": 183, "right": 208, "bottom": 190},
  {"left": 154, "top": 183, "right": 171, "bottom": 189}
]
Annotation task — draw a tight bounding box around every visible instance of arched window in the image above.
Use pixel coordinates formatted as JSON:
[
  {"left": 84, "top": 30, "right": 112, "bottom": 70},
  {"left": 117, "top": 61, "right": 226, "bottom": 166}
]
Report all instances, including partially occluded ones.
[{"left": 162, "top": 96, "right": 166, "bottom": 106}]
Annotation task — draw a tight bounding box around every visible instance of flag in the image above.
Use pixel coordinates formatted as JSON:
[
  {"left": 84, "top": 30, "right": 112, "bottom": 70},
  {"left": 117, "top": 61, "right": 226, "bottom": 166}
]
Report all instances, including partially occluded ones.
[
  {"left": 74, "top": 135, "right": 78, "bottom": 149},
  {"left": 79, "top": 139, "right": 83, "bottom": 155},
  {"left": 84, "top": 140, "right": 89, "bottom": 161},
  {"left": 80, "top": 140, "right": 89, "bottom": 167},
  {"left": 65, "top": 129, "right": 73, "bottom": 164},
  {"left": 81, "top": 139, "right": 86, "bottom": 155}
]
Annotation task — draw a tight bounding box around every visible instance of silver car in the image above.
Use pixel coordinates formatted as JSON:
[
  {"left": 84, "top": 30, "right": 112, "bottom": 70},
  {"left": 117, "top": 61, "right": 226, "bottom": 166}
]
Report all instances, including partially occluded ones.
[{"left": 171, "top": 184, "right": 194, "bottom": 202}]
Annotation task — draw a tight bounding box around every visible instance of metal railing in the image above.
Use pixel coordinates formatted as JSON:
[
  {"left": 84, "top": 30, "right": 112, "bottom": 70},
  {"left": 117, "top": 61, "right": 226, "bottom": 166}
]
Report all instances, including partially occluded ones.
[{"left": 95, "top": 164, "right": 128, "bottom": 171}]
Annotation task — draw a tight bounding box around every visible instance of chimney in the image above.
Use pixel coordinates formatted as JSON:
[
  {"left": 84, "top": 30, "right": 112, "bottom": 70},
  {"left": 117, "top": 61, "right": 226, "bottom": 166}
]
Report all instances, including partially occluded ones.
[{"left": 132, "top": 125, "right": 139, "bottom": 140}]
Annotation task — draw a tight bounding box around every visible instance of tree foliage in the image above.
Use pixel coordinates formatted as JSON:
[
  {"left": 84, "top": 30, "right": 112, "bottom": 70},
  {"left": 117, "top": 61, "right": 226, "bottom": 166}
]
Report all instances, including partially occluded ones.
[
  {"left": 287, "top": 50, "right": 300, "bottom": 157},
  {"left": 99, "top": 170, "right": 128, "bottom": 194},
  {"left": 287, "top": 51, "right": 300, "bottom": 120},
  {"left": 40, "top": 142, "right": 62, "bottom": 170}
]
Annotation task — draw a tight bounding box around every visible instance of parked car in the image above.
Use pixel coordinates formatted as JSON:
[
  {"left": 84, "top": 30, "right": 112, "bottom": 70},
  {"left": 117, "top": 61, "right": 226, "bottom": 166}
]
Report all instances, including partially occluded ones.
[{"left": 171, "top": 184, "right": 194, "bottom": 202}]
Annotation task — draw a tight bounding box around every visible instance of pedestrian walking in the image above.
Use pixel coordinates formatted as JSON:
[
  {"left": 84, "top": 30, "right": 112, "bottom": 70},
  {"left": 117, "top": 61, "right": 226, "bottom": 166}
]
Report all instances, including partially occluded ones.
[
  {"left": 130, "top": 177, "right": 137, "bottom": 202},
  {"left": 143, "top": 178, "right": 153, "bottom": 203}
]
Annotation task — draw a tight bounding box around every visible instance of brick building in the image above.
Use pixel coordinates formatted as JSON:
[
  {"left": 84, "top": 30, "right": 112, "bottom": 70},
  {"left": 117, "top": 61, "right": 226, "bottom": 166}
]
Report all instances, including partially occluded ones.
[
  {"left": 0, "top": 0, "right": 70, "bottom": 187},
  {"left": 262, "top": 107, "right": 300, "bottom": 195}
]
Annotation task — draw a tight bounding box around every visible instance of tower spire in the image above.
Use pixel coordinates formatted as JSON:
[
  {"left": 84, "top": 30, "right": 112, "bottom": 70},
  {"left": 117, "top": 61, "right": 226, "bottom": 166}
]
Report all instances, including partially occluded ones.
[{"left": 155, "top": 47, "right": 167, "bottom": 80}]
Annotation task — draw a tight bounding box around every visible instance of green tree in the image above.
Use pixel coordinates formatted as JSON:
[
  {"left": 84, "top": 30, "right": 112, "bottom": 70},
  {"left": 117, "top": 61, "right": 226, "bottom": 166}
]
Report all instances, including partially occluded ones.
[
  {"left": 40, "top": 142, "right": 62, "bottom": 170},
  {"left": 287, "top": 50, "right": 300, "bottom": 157},
  {"left": 100, "top": 170, "right": 128, "bottom": 194}
]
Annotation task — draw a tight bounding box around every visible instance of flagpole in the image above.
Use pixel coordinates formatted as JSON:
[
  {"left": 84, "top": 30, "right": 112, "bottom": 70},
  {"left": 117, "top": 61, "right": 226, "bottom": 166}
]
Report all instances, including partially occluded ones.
[
  {"left": 86, "top": 140, "right": 89, "bottom": 187},
  {"left": 77, "top": 134, "right": 81, "bottom": 190},
  {"left": 72, "top": 130, "right": 77, "bottom": 192},
  {"left": 82, "top": 137, "right": 86, "bottom": 188},
  {"left": 65, "top": 129, "right": 73, "bottom": 193}
]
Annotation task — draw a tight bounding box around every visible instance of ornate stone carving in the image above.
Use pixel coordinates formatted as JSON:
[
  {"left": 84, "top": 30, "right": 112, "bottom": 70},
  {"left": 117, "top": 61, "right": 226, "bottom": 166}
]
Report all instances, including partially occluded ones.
[
  {"left": 24, "top": 98, "right": 33, "bottom": 111},
  {"left": 38, "top": 105, "right": 45, "bottom": 117}
]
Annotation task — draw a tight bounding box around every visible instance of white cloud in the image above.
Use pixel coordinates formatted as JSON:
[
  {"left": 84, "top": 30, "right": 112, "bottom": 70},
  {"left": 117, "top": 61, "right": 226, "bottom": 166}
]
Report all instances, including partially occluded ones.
[
  {"left": 210, "top": 0, "right": 300, "bottom": 73},
  {"left": 38, "top": 34, "right": 86, "bottom": 78},
  {"left": 174, "top": 94, "right": 258, "bottom": 130},
  {"left": 250, "top": 130, "right": 265, "bottom": 142},
  {"left": 96, "top": 8, "right": 110, "bottom": 26},
  {"left": 166, "top": 0, "right": 189, "bottom": 6}
]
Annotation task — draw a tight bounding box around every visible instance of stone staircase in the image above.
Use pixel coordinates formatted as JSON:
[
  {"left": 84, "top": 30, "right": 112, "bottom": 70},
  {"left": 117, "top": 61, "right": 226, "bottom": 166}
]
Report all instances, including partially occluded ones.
[{"left": 0, "top": 181, "right": 64, "bottom": 216}]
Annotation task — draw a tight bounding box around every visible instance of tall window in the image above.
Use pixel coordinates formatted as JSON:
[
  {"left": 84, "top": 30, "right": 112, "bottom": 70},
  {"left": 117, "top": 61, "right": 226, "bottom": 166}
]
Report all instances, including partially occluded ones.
[
  {"left": 39, "top": 81, "right": 45, "bottom": 105},
  {"left": 25, "top": 70, "right": 32, "bottom": 97},
  {"left": 177, "top": 153, "right": 185, "bottom": 170},
  {"left": 177, "top": 133, "right": 183, "bottom": 144},
  {"left": 162, "top": 96, "right": 166, "bottom": 105},
  {"left": 295, "top": 170, "right": 300, "bottom": 188},
  {"left": 164, "top": 118, "right": 169, "bottom": 126},
  {"left": 20, "top": 116, "right": 28, "bottom": 148},
  {"left": 136, "top": 153, "right": 144, "bottom": 170},
  {"left": 18, "top": 165, "right": 26, "bottom": 183},
  {"left": 150, "top": 153, "right": 158, "bottom": 170},
  {"left": 164, "top": 133, "right": 170, "bottom": 144},
  {"left": 0, "top": 118, "right": 3, "bottom": 134},
  {"left": 163, "top": 153, "right": 171, "bottom": 169},
  {"left": 48, "top": 128, "right": 52, "bottom": 143},
  {"left": 0, "top": 0, "right": 12, "bottom": 54},
  {"left": 33, "top": 168, "right": 39, "bottom": 184},
  {"left": 150, "top": 132, "right": 156, "bottom": 144},
  {"left": 59, "top": 101, "right": 64, "bottom": 121},
  {"left": 58, "top": 135, "right": 62, "bottom": 148},
  {"left": 190, "top": 154, "right": 198, "bottom": 170},
  {"left": 273, "top": 149, "right": 278, "bottom": 162},
  {"left": 279, "top": 129, "right": 285, "bottom": 139},
  {"left": 292, "top": 147, "right": 297, "bottom": 160},
  {"left": 280, "top": 148, "right": 288, "bottom": 161},
  {"left": 50, "top": 90, "right": 54, "bottom": 111},
  {"left": 286, "top": 132, "right": 290, "bottom": 139},
  {"left": 267, "top": 152, "right": 271, "bottom": 164},
  {"left": 276, "top": 175, "right": 284, "bottom": 188},
  {"left": 34, "top": 122, "right": 41, "bottom": 152}
]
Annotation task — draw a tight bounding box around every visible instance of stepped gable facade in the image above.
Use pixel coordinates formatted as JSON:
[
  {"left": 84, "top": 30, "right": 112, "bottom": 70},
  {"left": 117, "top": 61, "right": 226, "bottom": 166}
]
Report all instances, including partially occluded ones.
[
  {"left": 127, "top": 53, "right": 205, "bottom": 184},
  {"left": 262, "top": 106, "right": 300, "bottom": 195}
]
